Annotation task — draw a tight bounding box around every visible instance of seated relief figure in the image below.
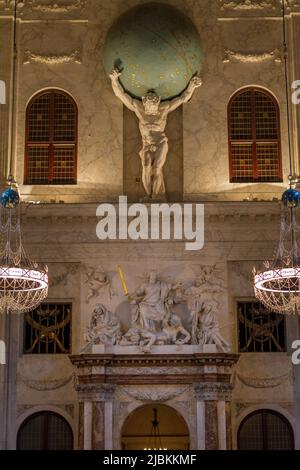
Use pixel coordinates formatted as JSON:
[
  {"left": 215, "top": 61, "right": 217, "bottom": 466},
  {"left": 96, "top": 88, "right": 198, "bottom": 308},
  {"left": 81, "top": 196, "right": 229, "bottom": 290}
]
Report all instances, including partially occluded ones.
[
  {"left": 191, "top": 300, "right": 231, "bottom": 353},
  {"left": 84, "top": 303, "right": 121, "bottom": 346},
  {"left": 128, "top": 270, "right": 182, "bottom": 333},
  {"left": 161, "top": 313, "right": 191, "bottom": 345}
]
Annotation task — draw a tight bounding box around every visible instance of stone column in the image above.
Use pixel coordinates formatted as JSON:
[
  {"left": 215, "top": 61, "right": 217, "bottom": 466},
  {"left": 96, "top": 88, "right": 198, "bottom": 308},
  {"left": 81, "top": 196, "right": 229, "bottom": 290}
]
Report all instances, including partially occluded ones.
[
  {"left": 195, "top": 399, "right": 205, "bottom": 450},
  {"left": 76, "top": 383, "right": 115, "bottom": 450},
  {"left": 194, "top": 383, "right": 233, "bottom": 450},
  {"left": 83, "top": 401, "right": 93, "bottom": 450}
]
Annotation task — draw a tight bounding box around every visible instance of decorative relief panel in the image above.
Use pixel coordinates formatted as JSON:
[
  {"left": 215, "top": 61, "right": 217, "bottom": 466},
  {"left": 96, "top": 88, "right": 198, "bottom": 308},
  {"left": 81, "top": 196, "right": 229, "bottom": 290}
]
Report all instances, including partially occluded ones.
[
  {"left": 123, "top": 386, "right": 189, "bottom": 402},
  {"left": 23, "top": 50, "right": 82, "bottom": 65},
  {"left": 18, "top": 373, "right": 74, "bottom": 391},
  {"left": 219, "top": 0, "right": 277, "bottom": 11},
  {"left": 26, "top": 0, "right": 86, "bottom": 13},
  {"left": 223, "top": 48, "right": 282, "bottom": 63},
  {"left": 236, "top": 371, "right": 292, "bottom": 388}
]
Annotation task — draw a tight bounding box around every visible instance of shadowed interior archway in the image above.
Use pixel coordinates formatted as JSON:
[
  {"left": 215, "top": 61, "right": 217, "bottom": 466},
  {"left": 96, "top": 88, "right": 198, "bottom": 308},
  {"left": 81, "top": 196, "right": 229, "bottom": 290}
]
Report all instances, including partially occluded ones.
[
  {"left": 17, "top": 411, "right": 73, "bottom": 450},
  {"left": 121, "top": 404, "right": 190, "bottom": 450},
  {"left": 238, "top": 409, "right": 294, "bottom": 450}
]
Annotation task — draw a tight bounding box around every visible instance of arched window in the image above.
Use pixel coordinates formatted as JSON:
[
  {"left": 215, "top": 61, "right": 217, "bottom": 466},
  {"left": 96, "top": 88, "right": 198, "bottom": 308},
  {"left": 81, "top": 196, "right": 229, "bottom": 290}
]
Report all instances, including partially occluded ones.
[
  {"left": 228, "top": 87, "right": 282, "bottom": 183},
  {"left": 238, "top": 409, "right": 294, "bottom": 450},
  {"left": 24, "top": 89, "right": 77, "bottom": 185},
  {"left": 17, "top": 411, "right": 73, "bottom": 450}
]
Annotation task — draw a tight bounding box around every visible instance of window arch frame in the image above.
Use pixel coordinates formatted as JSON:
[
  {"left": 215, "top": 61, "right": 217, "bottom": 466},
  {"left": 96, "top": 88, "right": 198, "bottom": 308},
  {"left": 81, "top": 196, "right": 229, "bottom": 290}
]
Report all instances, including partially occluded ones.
[
  {"left": 24, "top": 88, "right": 78, "bottom": 185},
  {"left": 228, "top": 86, "right": 283, "bottom": 183},
  {"left": 17, "top": 410, "right": 74, "bottom": 450},
  {"left": 237, "top": 409, "right": 294, "bottom": 450}
]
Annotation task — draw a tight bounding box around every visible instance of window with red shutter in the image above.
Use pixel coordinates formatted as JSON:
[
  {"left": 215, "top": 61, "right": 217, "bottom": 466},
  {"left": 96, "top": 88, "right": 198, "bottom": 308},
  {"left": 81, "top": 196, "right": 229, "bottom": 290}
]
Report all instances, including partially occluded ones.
[
  {"left": 24, "top": 90, "right": 77, "bottom": 185},
  {"left": 228, "top": 87, "right": 282, "bottom": 183}
]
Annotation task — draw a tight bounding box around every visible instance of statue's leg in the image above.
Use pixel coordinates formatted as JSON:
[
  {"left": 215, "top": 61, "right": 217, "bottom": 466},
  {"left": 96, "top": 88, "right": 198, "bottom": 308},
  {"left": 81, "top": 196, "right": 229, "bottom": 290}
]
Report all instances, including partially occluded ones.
[
  {"left": 139, "top": 148, "right": 152, "bottom": 196},
  {"left": 152, "top": 140, "right": 168, "bottom": 197}
]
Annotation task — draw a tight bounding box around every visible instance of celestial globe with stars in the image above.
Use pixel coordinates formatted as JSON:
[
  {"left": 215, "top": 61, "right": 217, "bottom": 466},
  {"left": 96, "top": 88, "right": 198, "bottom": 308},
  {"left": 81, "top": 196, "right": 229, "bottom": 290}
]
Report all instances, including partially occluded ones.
[{"left": 103, "top": 3, "right": 203, "bottom": 101}]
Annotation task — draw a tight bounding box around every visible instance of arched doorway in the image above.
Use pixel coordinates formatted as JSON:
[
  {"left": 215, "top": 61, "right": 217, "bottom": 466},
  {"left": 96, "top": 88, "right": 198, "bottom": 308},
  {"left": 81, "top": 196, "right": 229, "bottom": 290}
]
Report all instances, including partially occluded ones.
[
  {"left": 121, "top": 404, "right": 189, "bottom": 450},
  {"left": 238, "top": 409, "right": 294, "bottom": 450},
  {"left": 17, "top": 411, "right": 73, "bottom": 450}
]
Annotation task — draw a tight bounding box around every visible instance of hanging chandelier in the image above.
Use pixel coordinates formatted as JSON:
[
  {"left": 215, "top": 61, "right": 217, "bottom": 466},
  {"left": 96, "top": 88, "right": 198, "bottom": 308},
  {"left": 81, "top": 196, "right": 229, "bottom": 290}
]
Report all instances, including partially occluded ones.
[
  {"left": 254, "top": 177, "right": 300, "bottom": 314},
  {"left": 0, "top": 0, "right": 48, "bottom": 314},
  {"left": 253, "top": 0, "right": 300, "bottom": 314},
  {"left": 0, "top": 179, "right": 48, "bottom": 314},
  {"left": 144, "top": 408, "right": 167, "bottom": 451}
]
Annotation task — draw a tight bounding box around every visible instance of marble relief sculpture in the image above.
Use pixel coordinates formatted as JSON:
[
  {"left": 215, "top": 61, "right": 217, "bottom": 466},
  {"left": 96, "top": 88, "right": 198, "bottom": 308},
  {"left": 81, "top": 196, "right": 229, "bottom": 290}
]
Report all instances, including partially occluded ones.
[
  {"left": 127, "top": 270, "right": 182, "bottom": 332},
  {"left": 84, "top": 303, "right": 121, "bottom": 346},
  {"left": 119, "top": 327, "right": 156, "bottom": 353},
  {"left": 83, "top": 271, "right": 231, "bottom": 353},
  {"left": 191, "top": 301, "right": 231, "bottom": 353},
  {"left": 109, "top": 68, "right": 202, "bottom": 199},
  {"left": 84, "top": 267, "right": 115, "bottom": 303}
]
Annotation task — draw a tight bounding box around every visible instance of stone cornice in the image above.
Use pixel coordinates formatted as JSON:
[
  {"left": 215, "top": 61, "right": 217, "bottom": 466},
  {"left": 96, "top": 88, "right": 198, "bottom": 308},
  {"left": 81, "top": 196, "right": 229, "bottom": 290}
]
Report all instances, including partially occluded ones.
[
  {"left": 19, "top": 201, "right": 281, "bottom": 226},
  {"left": 70, "top": 353, "right": 240, "bottom": 388},
  {"left": 70, "top": 353, "right": 240, "bottom": 369}
]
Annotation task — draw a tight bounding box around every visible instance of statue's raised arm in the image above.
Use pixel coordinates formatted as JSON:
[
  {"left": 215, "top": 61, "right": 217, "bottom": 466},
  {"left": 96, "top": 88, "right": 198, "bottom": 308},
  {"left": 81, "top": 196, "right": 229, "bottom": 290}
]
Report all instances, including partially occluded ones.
[
  {"left": 166, "top": 75, "right": 202, "bottom": 113},
  {"left": 109, "top": 68, "right": 137, "bottom": 112},
  {"left": 109, "top": 68, "right": 202, "bottom": 200}
]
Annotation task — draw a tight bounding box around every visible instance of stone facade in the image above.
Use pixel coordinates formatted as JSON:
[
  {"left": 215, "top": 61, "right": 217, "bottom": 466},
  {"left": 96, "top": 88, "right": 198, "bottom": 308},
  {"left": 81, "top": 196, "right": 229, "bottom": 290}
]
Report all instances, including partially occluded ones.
[{"left": 0, "top": 0, "right": 300, "bottom": 450}]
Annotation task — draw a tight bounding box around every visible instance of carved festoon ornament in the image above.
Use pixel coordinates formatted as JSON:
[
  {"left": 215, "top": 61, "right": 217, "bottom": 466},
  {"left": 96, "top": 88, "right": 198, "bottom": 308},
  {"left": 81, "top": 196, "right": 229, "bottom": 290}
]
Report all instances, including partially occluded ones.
[
  {"left": 26, "top": 0, "right": 87, "bottom": 13},
  {"left": 219, "top": 0, "right": 277, "bottom": 10},
  {"left": 123, "top": 386, "right": 189, "bottom": 402},
  {"left": 223, "top": 48, "right": 282, "bottom": 64},
  {"left": 237, "top": 371, "right": 292, "bottom": 388},
  {"left": 18, "top": 373, "right": 74, "bottom": 391},
  {"left": 24, "top": 50, "right": 82, "bottom": 65}
]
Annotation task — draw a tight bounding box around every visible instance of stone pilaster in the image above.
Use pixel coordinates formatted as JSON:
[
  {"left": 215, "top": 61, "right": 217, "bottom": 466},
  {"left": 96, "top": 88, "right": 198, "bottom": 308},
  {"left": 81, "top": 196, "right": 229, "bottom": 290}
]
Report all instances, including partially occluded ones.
[
  {"left": 75, "top": 383, "right": 115, "bottom": 450},
  {"left": 194, "top": 382, "right": 233, "bottom": 450}
]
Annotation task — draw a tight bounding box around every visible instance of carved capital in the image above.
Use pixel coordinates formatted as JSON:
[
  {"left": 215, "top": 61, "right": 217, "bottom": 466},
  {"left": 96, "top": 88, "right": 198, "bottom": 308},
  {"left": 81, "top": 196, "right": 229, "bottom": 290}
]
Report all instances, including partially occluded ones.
[
  {"left": 76, "top": 382, "right": 116, "bottom": 401},
  {"left": 194, "top": 382, "right": 233, "bottom": 401}
]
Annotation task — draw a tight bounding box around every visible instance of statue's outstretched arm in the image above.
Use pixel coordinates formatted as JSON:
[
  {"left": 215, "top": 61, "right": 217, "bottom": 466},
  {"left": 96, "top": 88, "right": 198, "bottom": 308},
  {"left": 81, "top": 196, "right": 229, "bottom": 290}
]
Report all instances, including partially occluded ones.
[
  {"left": 109, "top": 68, "right": 136, "bottom": 112},
  {"left": 166, "top": 75, "right": 202, "bottom": 113}
]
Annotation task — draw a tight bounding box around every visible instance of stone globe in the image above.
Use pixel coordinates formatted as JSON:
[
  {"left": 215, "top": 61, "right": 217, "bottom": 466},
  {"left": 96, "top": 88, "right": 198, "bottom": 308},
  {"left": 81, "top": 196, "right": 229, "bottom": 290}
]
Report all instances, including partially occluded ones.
[
  {"left": 0, "top": 187, "right": 20, "bottom": 208},
  {"left": 103, "top": 3, "right": 203, "bottom": 100}
]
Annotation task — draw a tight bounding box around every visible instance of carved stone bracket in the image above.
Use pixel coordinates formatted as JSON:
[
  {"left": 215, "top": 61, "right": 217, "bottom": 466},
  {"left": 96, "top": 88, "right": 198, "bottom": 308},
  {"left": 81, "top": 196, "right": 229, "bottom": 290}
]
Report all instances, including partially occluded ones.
[
  {"left": 223, "top": 48, "right": 282, "bottom": 64},
  {"left": 23, "top": 50, "right": 82, "bottom": 65},
  {"left": 194, "top": 382, "right": 233, "bottom": 401}
]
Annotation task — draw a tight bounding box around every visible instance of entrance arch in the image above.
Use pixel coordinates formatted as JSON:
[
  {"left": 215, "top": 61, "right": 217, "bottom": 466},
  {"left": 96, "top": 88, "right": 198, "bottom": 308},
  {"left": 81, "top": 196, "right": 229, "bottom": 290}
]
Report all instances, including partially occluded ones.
[{"left": 121, "top": 404, "right": 190, "bottom": 450}]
